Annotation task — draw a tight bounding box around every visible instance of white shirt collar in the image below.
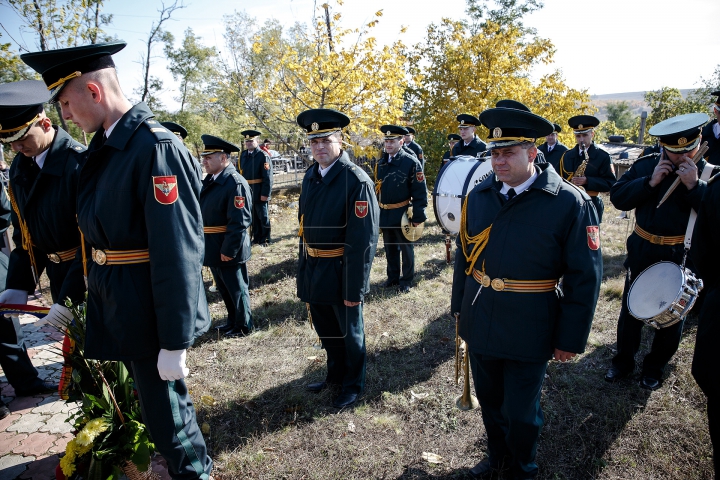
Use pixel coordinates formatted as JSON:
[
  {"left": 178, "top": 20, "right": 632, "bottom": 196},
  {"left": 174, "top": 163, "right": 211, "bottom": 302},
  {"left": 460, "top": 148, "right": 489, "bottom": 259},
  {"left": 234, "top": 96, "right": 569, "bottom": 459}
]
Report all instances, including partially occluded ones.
[
  {"left": 104, "top": 117, "right": 122, "bottom": 140},
  {"left": 500, "top": 170, "right": 538, "bottom": 197},
  {"left": 713, "top": 122, "right": 720, "bottom": 139},
  {"left": 547, "top": 143, "right": 554, "bottom": 152},
  {"left": 34, "top": 146, "right": 50, "bottom": 169},
  {"left": 319, "top": 158, "right": 338, "bottom": 177}
]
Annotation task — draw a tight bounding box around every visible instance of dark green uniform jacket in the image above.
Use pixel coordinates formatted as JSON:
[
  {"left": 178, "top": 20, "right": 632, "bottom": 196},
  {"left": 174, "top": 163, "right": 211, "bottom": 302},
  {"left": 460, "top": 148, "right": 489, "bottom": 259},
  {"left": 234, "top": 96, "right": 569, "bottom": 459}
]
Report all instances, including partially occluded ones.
[
  {"left": 6, "top": 127, "right": 86, "bottom": 304},
  {"left": 297, "top": 152, "right": 379, "bottom": 304},
  {"left": 77, "top": 103, "right": 210, "bottom": 361},
  {"left": 610, "top": 153, "right": 719, "bottom": 276},
  {"left": 537, "top": 141, "right": 568, "bottom": 173},
  {"left": 240, "top": 148, "right": 273, "bottom": 199},
  {"left": 702, "top": 119, "right": 720, "bottom": 165},
  {"left": 374, "top": 150, "right": 428, "bottom": 227},
  {"left": 200, "top": 164, "right": 253, "bottom": 267},
  {"left": 451, "top": 164, "right": 602, "bottom": 362},
  {"left": 558, "top": 143, "right": 616, "bottom": 192},
  {"left": 452, "top": 136, "right": 486, "bottom": 158},
  {"left": 406, "top": 141, "right": 424, "bottom": 168}
]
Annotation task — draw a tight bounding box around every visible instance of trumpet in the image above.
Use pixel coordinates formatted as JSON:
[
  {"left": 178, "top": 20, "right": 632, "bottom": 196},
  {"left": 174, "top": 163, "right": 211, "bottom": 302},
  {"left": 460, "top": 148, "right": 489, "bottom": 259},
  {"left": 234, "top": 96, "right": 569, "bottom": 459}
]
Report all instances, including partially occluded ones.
[{"left": 454, "top": 313, "right": 479, "bottom": 411}]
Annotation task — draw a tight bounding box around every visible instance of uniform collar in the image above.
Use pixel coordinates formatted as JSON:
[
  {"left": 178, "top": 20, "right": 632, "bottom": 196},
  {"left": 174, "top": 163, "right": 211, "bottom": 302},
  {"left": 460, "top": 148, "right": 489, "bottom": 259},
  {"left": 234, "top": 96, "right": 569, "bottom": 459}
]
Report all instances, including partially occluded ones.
[
  {"left": 212, "top": 164, "right": 234, "bottom": 185},
  {"left": 41, "top": 127, "right": 75, "bottom": 177},
  {"left": 93, "top": 102, "right": 154, "bottom": 151},
  {"left": 316, "top": 151, "right": 348, "bottom": 184}
]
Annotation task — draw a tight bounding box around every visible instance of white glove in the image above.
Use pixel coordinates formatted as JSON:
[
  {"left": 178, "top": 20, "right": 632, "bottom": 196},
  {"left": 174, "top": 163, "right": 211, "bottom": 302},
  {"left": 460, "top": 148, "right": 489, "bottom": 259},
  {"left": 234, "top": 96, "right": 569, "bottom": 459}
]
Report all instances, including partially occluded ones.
[
  {"left": 157, "top": 349, "right": 189, "bottom": 381},
  {"left": 45, "top": 303, "right": 73, "bottom": 327},
  {"left": 0, "top": 289, "right": 28, "bottom": 306}
]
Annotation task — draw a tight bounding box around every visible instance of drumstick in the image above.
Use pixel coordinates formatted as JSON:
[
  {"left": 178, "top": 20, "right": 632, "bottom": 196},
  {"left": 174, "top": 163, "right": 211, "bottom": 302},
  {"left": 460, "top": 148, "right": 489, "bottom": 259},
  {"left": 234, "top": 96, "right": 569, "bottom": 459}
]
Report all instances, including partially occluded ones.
[{"left": 656, "top": 141, "right": 709, "bottom": 208}]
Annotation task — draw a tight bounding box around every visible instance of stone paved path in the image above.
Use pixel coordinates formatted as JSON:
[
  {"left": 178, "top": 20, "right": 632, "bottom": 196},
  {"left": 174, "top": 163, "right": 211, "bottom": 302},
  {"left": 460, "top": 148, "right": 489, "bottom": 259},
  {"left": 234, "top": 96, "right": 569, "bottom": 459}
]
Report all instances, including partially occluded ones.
[{"left": 0, "top": 294, "right": 171, "bottom": 480}]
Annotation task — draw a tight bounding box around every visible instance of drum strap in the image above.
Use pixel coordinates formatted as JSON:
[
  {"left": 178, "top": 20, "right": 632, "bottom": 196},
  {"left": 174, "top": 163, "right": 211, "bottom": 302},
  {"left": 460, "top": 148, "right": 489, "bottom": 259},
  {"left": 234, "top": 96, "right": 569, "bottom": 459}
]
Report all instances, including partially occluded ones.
[{"left": 684, "top": 163, "right": 715, "bottom": 249}]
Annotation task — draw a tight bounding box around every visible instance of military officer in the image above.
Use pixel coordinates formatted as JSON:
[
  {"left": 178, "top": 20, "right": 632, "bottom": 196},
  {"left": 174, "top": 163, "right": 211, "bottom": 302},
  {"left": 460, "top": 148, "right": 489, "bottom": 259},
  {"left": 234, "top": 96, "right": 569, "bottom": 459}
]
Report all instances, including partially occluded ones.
[
  {"left": 690, "top": 170, "right": 720, "bottom": 477},
  {"left": 161, "top": 121, "right": 188, "bottom": 143},
  {"left": 701, "top": 91, "right": 720, "bottom": 165},
  {"left": 21, "top": 42, "right": 213, "bottom": 479},
  {"left": 441, "top": 133, "right": 461, "bottom": 170},
  {"left": 557, "top": 115, "right": 616, "bottom": 223},
  {"left": 200, "top": 135, "right": 253, "bottom": 337},
  {"left": 452, "top": 107, "right": 601, "bottom": 480},
  {"left": 537, "top": 123, "right": 568, "bottom": 172},
  {"left": 453, "top": 114, "right": 487, "bottom": 158},
  {"left": 605, "top": 113, "right": 718, "bottom": 391},
  {"left": 239, "top": 129, "right": 272, "bottom": 246},
  {"left": 296, "top": 108, "right": 379, "bottom": 409},
  {"left": 374, "top": 125, "right": 427, "bottom": 293},
  {"left": 403, "top": 126, "right": 425, "bottom": 169}
]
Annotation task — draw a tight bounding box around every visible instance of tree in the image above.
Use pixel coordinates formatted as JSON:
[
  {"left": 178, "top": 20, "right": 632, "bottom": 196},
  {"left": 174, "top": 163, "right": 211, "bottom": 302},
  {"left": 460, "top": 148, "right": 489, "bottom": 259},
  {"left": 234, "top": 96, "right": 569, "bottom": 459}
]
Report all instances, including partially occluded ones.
[
  {"left": 164, "top": 28, "right": 217, "bottom": 114},
  {"left": 405, "top": 18, "right": 592, "bottom": 180},
  {"left": 465, "top": 0, "right": 544, "bottom": 33},
  {"left": 217, "top": 2, "right": 407, "bottom": 155},
  {"left": 134, "top": 0, "right": 185, "bottom": 110},
  {"left": 606, "top": 101, "right": 636, "bottom": 130},
  {"left": 0, "top": 34, "right": 34, "bottom": 83}
]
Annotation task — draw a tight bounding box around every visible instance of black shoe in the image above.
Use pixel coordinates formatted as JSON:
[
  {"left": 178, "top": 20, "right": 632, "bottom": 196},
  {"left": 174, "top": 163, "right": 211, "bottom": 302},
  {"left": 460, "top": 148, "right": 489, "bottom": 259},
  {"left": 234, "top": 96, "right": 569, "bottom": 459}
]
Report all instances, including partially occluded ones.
[
  {"left": 381, "top": 279, "right": 399, "bottom": 288},
  {"left": 469, "top": 459, "right": 504, "bottom": 479},
  {"left": 306, "top": 381, "right": 330, "bottom": 393},
  {"left": 0, "top": 401, "right": 9, "bottom": 420},
  {"left": 640, "top": 376, "right": 661, "bottom": 390},
  {"left": 225, "top": 327, "right": 252, "bottom": 337},
  {"left": 332, "top": 391, "right": 359, "bottom": 409},
  {"left": 399, "top": 285, "right": 411, "bottom": 293},
  {"left": 15, "top": 380, "right": 58, "bottom": 396},
  {"left": 604, "top": 366, "right": 629, "bottom": 383},
  {"left": 216, "top": 323, "right": 234, "bottom": 333}
]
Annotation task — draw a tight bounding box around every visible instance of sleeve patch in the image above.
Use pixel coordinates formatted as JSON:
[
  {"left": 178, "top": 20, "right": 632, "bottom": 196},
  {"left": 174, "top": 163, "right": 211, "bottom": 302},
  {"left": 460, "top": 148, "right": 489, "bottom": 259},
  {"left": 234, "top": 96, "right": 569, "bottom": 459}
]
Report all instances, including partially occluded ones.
[
  {"left": 264, "top": 162, "right": 270, "bottom": 170},
  {"left": 355, "top": 201, "right": 369, "bottom": 218},
  {"left": 416, "top": 171, "right": 425, "bottom": 182},
  {"left": 587, "top": 226, "right": 600, "bottom": 250},
  {"left": 153, "top": 176, "right": 178, "bottom": 205},
  {"left": 235, "top": 196, "right": 245, "bottom": 209}
]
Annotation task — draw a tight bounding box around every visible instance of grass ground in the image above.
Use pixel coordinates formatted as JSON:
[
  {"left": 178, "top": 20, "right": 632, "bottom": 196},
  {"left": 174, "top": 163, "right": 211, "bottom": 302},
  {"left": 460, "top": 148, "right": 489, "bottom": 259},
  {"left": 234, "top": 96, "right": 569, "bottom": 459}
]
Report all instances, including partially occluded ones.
[{"left": 187, "top": 190, "right": 713, "bottom": 480}]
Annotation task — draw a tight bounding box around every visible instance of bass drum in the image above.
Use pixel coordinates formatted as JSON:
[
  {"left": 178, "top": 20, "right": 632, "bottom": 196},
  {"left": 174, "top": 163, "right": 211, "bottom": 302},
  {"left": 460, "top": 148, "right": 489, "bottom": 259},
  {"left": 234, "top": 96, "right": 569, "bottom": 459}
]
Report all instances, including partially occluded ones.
[{"left": 433, "top": 156, "right": 493, "bottom": 234}]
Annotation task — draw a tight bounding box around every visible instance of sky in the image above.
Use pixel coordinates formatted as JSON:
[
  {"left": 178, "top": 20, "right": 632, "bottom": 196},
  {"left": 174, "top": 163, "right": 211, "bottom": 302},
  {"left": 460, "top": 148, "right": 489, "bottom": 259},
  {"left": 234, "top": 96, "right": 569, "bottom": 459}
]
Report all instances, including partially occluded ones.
[{"left": 2, "top": 0, "right": 719, "bottom": 112}]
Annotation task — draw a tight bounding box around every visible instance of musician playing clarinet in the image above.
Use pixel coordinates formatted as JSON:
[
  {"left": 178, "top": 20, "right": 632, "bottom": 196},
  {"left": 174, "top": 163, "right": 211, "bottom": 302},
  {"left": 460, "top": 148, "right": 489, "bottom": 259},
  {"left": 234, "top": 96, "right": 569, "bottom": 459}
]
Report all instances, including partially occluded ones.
[
  {"left": 605, "top": 113, "right": 719, "bottom": 391},
  {"left": 558, "top": 115, "right": 616, "bottom": 222}
]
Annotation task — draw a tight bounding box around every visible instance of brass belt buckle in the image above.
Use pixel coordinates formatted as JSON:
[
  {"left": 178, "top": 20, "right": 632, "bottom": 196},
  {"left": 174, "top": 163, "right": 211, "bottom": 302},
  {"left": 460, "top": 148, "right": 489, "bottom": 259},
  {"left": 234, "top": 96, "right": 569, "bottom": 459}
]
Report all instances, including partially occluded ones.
[
  {"left": 651, "top": 235, "right": 660, "bottom": 244},
  {"left": 92, "top": 248, "right": 107, "bottom": 265},
  {"left": 491, "top": 278, "right": 505, "bottom": 291},
  {"left": 47, "top": 253, "right": 61, "bottom": 263},
  {"left": 481, "top": 275, "right": 491, "bottom": 288}
]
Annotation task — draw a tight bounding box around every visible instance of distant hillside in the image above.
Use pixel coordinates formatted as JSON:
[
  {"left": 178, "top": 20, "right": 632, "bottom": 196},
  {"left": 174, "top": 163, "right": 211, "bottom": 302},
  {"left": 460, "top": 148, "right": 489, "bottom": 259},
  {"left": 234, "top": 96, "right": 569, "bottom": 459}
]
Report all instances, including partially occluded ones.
[{"left": 590, "top": 89, "right": 693, "bottom": 121}]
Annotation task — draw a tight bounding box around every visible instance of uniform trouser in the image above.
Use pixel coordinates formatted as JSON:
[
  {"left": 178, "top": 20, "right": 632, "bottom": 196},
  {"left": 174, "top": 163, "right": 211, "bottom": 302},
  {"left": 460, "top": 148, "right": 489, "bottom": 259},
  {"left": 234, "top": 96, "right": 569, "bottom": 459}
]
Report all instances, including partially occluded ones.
[
  {"left": 45, "top": 260, "right": 74, "bottom": 304},
  {"left": 382, "top": 227, "right": 414, "bottom": 286},
  {"left": 470, "top": 353, "right": 547, "bottom": 479},
  {"left": 692, "top": 288, "right": 720, "bottom": 477},
  {"left": 309, "top": 303, "right": 366, "bottom": 395},
  {"left": 209, "top": 263, "right": 252, "bottom": 332},
  {"left": 0, "top": 315, "right": 42, "bottom": 393},
  {"left": 612, "top": 273, "right": 684, "bottom": 379},
  {"left": 590, "top": 195, "right": 604, "bottom": 224},
  {"left": 251, "top": 199, "right": 271, "bottom": 244},
  {"left": 131, "top": 357, "right": 212, "bottom": 480}
]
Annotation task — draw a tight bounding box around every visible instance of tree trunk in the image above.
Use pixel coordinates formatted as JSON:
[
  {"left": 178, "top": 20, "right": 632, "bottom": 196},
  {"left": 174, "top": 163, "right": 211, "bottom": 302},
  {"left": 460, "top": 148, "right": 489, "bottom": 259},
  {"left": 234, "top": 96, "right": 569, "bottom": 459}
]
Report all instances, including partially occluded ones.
[{"left": 324, "top": 5, "right": 333, "bottom": 52}]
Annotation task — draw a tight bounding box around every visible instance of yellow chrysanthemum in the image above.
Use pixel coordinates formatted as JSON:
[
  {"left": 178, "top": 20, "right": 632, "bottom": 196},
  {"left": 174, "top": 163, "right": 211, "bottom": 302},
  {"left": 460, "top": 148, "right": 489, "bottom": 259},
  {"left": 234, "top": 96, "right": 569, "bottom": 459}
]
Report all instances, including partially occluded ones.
[
  {"left": 76, "top": 417, "right": 110, "bottom": 447},
  {"left": 60, "top": 442, "right": 77, "bottom": 476}
]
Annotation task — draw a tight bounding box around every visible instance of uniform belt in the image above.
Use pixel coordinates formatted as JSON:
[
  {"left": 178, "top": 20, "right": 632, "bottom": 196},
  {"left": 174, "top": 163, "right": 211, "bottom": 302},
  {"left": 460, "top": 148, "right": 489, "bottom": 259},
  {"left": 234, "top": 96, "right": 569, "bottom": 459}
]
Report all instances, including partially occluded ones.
[
  {"left": 305, "top": 246, "right": 344, "bottom": 258},
  {"left": 246, "top": 179, "right": 263, "bottom": 184},
  {"left": 203, "top": 226, "right": 228, "bottom": 234},
  {"left": 379, "top": 199, "right": 410, "bottom": 210},
  {"left": 586, "top": 191, "right": 599, "bottom": 197},
  {"left": 633, "top": 225, "right": 685, "bottom": 246},
  {"left": 47, "top": 247, "right": 79, "bottom": 263},
  {"left": 472, "top": 269, "right": 558, "bottom": 293},
  {"left": 91, "top": 248, "right": 150, "bottom": 265}
]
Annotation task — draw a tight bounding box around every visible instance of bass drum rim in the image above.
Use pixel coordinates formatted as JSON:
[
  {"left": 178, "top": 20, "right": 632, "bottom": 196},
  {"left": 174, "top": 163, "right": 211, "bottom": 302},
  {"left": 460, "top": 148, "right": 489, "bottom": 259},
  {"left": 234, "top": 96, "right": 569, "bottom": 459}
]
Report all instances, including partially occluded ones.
[{"left": 433, "top": 158, "right": 491, "bottom": 234}]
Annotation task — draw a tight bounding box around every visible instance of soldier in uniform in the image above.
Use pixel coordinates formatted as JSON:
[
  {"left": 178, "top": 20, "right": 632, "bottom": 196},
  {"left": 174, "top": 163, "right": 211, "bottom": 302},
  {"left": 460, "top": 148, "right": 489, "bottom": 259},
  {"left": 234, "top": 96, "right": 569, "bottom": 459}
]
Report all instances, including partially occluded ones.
[
  {"left": 374, "top": 125, "right": 427, "bottom": 293},
  {"left": 605, "top": 113, "right": 718, "bottom": 391},
  {"left": 452, "top": 107, "right": 601, "bottom": 480},
  {"left": 557, "top": 115, "right": 616, "bottom": 223},
  {"left": 403, "top": 126, "right": 424, "bottom": 169},
  {"left": 441, "top": 133, "right": 461, "bottom": 170},
  {"left": 0, "top": 80, "right": 88, "bottom": 402},
  {"left": 21, "top": 41, "right": 213, "bottom": 479},
  {"left": 701, "top": 91, "right": 720, "bottom": 165},
  {"left": 537, "top": 123, "right": 568, "bottom": 172},
  {"left": 161, "top": 121, "right": 188, "bottom": 143},
  {"left": 453, "top": 114, "right": 487, "bottom": 158},
  {"left": 691, "top": 169, "right": 720, "bottom": 477},
  {"left": 200, "top": 135, "right": 254, "bottom": 337},
  {"left": 239, "top": 129, "right": 272, "bottom": 246},
  {"left": 296, "top": 108, "right": 379, "bottom": 409}
]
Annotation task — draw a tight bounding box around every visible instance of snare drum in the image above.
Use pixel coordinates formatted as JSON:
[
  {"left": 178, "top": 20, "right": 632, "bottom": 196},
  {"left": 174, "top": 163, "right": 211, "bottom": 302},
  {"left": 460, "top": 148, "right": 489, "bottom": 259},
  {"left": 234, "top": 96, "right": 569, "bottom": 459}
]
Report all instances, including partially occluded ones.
[
  {"left": 627, "top": 261, "right": 704, "bottom": 329},
  {"left": 433, "top": 156, "right": 493, "bottom": 234}
]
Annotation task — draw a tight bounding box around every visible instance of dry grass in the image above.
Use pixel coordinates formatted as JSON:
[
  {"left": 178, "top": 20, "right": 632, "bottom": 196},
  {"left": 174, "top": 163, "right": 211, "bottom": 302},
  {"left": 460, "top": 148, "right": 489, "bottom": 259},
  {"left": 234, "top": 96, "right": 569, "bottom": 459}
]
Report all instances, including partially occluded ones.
[{"left": 187, "top": 191, "right": 713, "bottom": 480}]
